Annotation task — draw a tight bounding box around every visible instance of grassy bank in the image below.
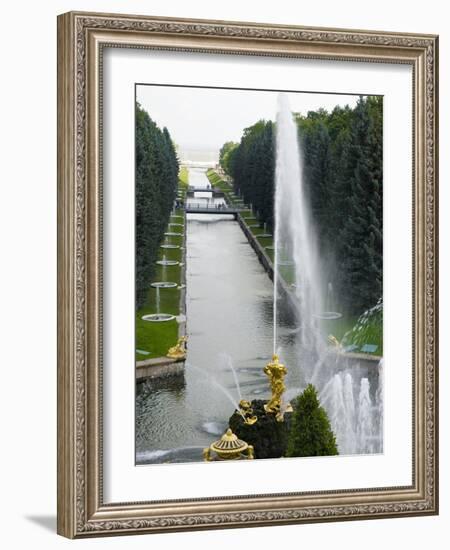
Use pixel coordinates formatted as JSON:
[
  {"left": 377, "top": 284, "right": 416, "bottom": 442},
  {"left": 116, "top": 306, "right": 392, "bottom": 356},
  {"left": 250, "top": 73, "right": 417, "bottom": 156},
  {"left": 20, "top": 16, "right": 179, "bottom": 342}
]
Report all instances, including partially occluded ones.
[
  {"left": 176, "top": 165, "right": 189, "bottom": 205},
  {"left": 178, "top": 165, "right": 189, "bottom": 189},
  {"left": 206, "top": 169, "right": 247, "bottom": 208},
  {"left": 135, "top": 190, "right": 186, "bottom": 361}
]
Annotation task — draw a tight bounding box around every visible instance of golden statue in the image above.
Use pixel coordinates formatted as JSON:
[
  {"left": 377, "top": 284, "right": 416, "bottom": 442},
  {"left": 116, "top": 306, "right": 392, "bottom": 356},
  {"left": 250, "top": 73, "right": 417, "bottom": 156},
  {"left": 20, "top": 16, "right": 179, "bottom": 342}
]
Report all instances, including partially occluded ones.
[
  {"left": 203, "top": 428, "right": 254, "bottom": 461},
  {"left": 166, "top": 336, "right": 187, "bottom": 360},
  {"left": 263, "top": 354, "right": 292, "bottom": 421},
  {"left": 238, "top": 399, "right": 258, "bottom": 425}
]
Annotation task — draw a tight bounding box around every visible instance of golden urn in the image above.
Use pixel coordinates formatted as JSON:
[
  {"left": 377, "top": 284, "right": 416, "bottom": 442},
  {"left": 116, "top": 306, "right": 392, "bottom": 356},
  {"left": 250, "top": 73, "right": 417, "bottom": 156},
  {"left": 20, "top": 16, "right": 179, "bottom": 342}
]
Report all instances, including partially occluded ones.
[{"left": 203, "top": 428, "right": 255, "bottom": 461}]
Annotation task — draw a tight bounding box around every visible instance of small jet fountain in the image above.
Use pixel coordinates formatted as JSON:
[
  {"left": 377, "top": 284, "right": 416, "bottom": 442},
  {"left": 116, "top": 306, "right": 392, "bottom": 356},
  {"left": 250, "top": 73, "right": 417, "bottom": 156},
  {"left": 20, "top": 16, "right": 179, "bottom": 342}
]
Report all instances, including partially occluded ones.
[{"left": 238, "top": 400, "right": 258, "bottom": 425}]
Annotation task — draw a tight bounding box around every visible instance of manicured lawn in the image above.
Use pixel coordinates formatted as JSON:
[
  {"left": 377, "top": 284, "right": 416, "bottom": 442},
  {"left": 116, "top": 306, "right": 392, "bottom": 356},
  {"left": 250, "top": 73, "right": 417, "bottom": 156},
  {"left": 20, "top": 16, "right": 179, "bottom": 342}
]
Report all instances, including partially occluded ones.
[
  {"left": 206, "top": 169, "right": 246, "bottom": 207},
  {"left": 245, "top": 223, "right": 275, "bottom": 263},
  {"left": 179, "top": 165, "right": 189, "bottom": 187},
  {"left": 135, "top": 206, "right": 185, "bottom": 361}
]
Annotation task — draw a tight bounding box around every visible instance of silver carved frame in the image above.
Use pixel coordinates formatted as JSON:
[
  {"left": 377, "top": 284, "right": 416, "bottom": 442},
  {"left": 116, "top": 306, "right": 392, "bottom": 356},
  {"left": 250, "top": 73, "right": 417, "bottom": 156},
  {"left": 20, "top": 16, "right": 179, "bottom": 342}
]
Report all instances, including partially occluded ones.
[{"left": 57, "top": 11, "right": 439, "bottom": 538}]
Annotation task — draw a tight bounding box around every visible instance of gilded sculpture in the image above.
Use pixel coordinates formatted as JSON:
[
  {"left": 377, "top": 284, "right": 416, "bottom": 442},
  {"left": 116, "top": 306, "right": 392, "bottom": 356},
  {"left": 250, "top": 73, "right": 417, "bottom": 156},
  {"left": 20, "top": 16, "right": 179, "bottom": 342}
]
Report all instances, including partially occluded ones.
[
  {"left": 166, "top": 336, "right": 188, "bottom": 360},
  {"left": 263, "top": 354, "right": 292, "bottom": 421}
]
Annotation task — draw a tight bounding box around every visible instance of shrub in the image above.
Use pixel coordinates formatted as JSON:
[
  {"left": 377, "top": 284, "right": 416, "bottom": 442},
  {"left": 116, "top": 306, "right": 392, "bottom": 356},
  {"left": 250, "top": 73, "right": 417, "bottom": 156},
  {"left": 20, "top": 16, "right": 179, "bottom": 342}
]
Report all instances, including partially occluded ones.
[
  {"left": 229, "top": 399, "right": 292, "bottom": 459},
  {"left": 286, "top": 384, "right": 338, "bottom": 457}
]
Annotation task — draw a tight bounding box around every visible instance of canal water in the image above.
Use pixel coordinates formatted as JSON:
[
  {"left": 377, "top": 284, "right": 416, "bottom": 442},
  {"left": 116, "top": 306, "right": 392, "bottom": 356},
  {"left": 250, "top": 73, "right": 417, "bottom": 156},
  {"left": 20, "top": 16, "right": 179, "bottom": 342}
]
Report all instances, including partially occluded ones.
[
  {"left": 135, "top": 167, "right": 382, "bottom": 464},
  {"left": 136, "top": 167, "right": 300, "bottom": 464}
]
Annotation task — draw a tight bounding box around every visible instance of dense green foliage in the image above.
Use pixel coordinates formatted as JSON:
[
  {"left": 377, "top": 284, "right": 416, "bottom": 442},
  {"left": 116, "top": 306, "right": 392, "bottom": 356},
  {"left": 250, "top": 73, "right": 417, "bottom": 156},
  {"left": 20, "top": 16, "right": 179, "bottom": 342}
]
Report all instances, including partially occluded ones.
[
  {"left": 331, "top": 98, "right": 383, "bottom": 313},
  {"left": 228, "top": 121, "right": 275, "bottom": 229},
  {"left": 229, "top": 399, "right": 292, "bottom": 459},
  {"left": 227, "top": 97, "right": 383, "bottom": 315},
  {"left": 136, "top": 103, "right": 179, "bottom": 308},
  {"left": 286, "top": 384, "right": 338, "bottom": 457},
  {"left": 219, "top": 141, "right": 238, "bottom": 174}
]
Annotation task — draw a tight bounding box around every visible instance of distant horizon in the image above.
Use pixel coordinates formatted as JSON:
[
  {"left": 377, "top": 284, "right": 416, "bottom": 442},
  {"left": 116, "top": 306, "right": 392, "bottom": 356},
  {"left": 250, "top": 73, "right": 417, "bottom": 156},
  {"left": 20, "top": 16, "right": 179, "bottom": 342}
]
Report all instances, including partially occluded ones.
[
  {"left": 137, "top": 84, "right": 360, "bottom": 153},
  {"left": 178, "top": 148, "right": 219, "bottom": 164}
]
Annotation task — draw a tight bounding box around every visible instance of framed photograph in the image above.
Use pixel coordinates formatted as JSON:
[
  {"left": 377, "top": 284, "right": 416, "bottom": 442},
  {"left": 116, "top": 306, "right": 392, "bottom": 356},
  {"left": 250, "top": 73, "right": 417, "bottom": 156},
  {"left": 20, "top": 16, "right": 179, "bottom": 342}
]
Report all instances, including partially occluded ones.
[{"left": 57, "top": 11, "right": 439, "bottom": 538}]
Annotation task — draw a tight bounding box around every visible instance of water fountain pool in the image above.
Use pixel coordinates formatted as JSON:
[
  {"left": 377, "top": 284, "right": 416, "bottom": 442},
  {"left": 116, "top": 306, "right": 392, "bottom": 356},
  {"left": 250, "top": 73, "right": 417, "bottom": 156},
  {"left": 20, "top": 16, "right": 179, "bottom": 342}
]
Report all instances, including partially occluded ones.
[
  {"left": 157, "top": 258, "right": 179, "bottom": 266},
  {"left": 313, "top": 282, "right": 342, "bottom": 320},
  {"left": 151, "top": 282, "right": 178, "bottom": 289},
  {"left": 142, "top": 313, "right": 175, "bottom": 322}
]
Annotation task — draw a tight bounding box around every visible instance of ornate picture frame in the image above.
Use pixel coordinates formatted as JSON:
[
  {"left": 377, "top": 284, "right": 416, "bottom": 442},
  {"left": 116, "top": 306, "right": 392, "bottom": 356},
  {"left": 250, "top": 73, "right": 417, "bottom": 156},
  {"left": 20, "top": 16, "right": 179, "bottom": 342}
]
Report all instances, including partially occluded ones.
[{"left": 57, "top": 11, "right": 438, "bottom": 538}]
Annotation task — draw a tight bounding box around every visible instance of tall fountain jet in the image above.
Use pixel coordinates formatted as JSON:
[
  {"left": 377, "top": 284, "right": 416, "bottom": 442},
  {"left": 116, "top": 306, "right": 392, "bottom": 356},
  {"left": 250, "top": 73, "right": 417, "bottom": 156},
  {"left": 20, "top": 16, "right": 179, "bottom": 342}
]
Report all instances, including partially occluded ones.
[
  {"left": 274, "top": 93, "right": 324, "bottom": 362},
  {"left": 272, "top": 94, "right": 382, "bottom": 454}
]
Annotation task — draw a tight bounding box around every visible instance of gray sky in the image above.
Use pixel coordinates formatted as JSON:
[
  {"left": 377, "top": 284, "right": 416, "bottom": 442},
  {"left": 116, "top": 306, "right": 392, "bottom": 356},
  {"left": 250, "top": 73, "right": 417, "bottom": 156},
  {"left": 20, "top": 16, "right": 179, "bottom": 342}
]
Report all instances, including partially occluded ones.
[{"left": 137, "top": 85, "right": 359, "bottom": 161}]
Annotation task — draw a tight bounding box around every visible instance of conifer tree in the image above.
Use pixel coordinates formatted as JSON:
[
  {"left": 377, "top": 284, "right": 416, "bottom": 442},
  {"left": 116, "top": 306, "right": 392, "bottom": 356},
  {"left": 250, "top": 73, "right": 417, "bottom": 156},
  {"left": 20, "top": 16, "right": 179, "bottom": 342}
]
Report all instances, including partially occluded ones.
[
  {"left": 135, "top": 103, "right": 178, "bottom": 308},
  {"left": 286, "top": 384, "right": 338, "bottom": 457},
  {"left": 337, "top": 96, "right": 383, "bottom": 313},
  {"left": 300, "top": 118, "right": 333, "bottom": 250}
]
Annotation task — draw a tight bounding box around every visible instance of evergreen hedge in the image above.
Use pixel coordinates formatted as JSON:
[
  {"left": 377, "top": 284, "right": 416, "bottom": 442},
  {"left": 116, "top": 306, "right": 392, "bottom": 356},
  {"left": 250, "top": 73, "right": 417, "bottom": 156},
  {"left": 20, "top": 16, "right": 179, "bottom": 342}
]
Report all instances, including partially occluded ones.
[{"left": 135, "top": 103, "right": 179, "bottom": 308}]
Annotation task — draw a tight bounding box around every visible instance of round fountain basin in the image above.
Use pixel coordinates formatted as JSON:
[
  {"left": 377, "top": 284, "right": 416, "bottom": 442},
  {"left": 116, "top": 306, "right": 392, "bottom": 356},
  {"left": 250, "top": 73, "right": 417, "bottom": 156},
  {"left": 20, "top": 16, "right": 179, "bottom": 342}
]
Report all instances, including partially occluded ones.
[
  {"left": 160, "top": 244, "right": 180, "bottom": 249},
  {"left": 313, "top": 311, "right": 343, "bottom": 320},
  {"left": 156, "top": 260, "right": 179, "bottom": 266},
  {"left": 151, "top": 282, "right": 178, "bottom": 289},
  {"left": 142, "top": 313, "right": 175, "bottom": 322}
]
